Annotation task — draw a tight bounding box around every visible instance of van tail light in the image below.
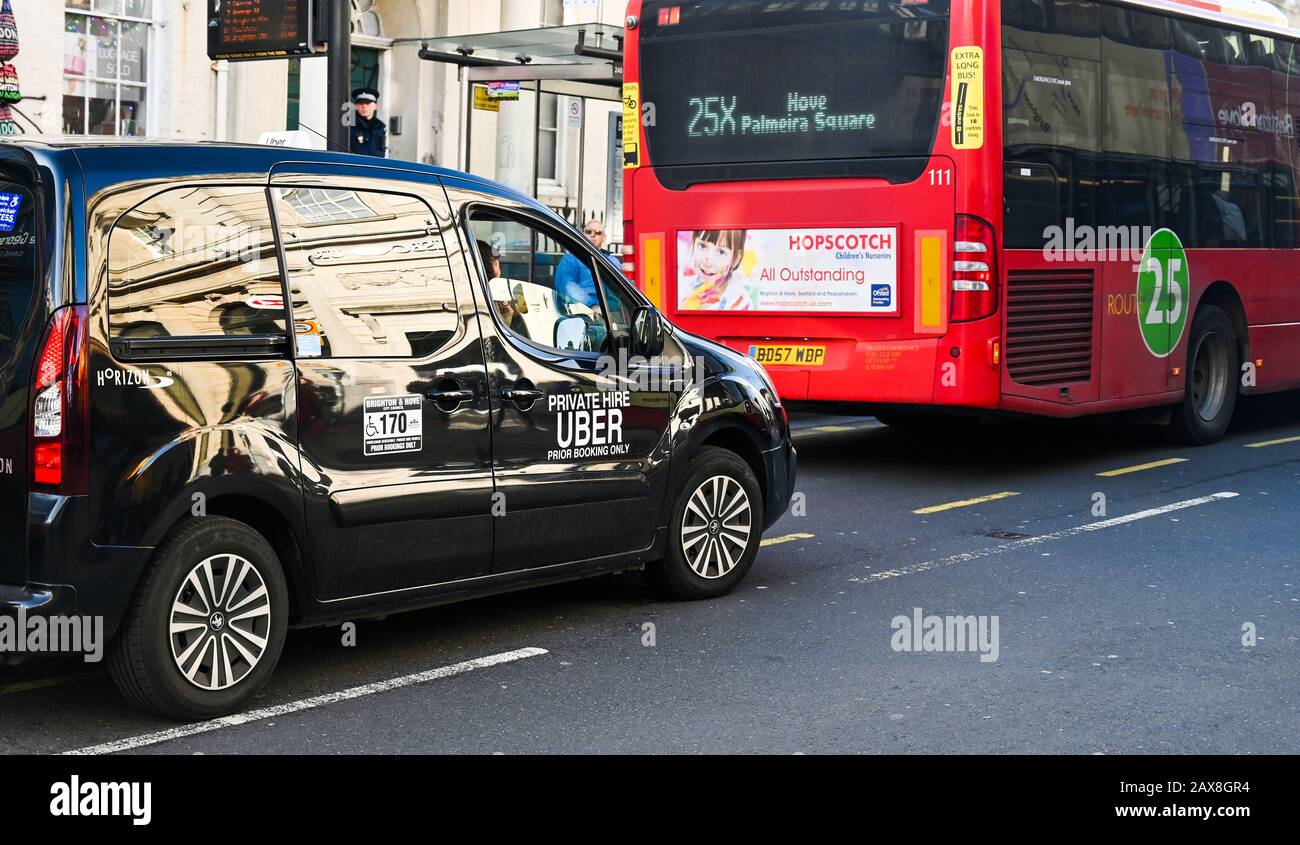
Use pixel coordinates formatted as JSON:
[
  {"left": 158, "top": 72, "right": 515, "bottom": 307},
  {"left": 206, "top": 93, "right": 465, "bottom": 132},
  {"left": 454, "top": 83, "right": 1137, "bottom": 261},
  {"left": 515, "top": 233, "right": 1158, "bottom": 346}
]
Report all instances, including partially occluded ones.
[
  {"left": 951, "top": 215, "right": 999, "bottom": 322},
  {"left": 30, "top": 305, "right": 90, "bottom": 495}
]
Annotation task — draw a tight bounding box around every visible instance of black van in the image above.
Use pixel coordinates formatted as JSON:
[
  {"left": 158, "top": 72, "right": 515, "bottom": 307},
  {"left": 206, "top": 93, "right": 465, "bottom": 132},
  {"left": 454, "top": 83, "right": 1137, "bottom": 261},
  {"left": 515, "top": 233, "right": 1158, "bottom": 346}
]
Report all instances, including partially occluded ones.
[{"left": 0, "top": 140, "right": 795, "bottom": 719}]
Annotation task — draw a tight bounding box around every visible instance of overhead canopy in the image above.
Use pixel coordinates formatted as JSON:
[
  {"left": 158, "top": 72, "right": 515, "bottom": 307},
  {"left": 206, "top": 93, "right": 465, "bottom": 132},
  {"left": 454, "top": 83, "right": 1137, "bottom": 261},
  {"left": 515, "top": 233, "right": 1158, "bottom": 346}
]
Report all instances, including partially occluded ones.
[
  {"left": 399, "top": 23, "right": 624, "bottom": 98},
  {"left": 401, "top": 23, "right": 625, "bottom": 180}
]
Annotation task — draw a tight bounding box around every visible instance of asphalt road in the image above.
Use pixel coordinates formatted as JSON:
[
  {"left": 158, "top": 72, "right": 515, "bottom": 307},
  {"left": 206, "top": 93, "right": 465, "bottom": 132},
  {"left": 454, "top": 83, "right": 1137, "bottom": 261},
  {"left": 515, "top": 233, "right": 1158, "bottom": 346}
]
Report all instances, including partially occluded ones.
[{"left": 3, "top": 395, "right": 1299, "bottom": 754}]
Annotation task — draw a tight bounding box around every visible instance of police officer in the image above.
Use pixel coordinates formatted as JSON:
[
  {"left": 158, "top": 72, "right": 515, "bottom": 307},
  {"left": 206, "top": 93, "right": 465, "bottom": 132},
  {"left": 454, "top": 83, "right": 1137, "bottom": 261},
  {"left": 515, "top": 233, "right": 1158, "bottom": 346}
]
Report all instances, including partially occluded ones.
[{"left": 350, "top": 87, "right": 387, "bottom": 158}]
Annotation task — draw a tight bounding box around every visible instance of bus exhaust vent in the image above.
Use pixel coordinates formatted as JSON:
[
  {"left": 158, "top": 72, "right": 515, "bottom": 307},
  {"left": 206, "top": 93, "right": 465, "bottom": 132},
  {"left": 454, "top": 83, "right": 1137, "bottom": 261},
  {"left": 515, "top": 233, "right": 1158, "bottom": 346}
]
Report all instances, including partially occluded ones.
[{"left": 1005, "top": 269, "right": 1094, "bottom": 387}]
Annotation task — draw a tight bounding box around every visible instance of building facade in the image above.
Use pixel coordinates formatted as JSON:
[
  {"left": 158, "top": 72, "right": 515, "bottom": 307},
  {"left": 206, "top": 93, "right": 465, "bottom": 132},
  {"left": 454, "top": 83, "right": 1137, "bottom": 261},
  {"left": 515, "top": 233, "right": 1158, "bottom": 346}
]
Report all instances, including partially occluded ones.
[{"left": 8, "top": 1, "right": 626, "bottom": 238}]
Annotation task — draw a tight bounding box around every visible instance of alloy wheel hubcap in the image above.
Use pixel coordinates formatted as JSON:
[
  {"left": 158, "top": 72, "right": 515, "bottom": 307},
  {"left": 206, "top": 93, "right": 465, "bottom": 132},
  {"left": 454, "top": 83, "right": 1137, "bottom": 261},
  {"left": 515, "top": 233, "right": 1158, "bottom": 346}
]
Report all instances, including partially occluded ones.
[
  {"left": 169, "top": 554, "right": 272, "bottom": 691},
  {"left": 682, "top": 475, "right": 752, "bottom": 579}
]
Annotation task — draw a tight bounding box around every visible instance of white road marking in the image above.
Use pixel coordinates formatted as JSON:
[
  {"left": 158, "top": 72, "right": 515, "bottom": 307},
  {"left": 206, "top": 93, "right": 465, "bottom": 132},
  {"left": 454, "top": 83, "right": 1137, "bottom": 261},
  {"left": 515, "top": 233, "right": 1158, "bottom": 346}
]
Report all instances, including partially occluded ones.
[
  {"left": 851, "top": 492, "right": 1239, "bottom": 584},
  {"left": 63, "top": 647, "right": 549, "bottom": 755}
]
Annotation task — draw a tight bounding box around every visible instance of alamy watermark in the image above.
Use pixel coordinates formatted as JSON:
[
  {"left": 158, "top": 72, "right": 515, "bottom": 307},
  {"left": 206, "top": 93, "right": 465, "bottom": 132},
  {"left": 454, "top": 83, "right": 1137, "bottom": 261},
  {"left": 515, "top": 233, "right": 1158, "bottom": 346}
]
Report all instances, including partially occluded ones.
[
  {"left": 50, "top": 776, "right": 151, "bottom": 826},
  {"left": 594, "top": 348, "right": 705, "bottom": 392},
  {"left": 1043, "top": 218, "right": 1153, "bottom": 264},
  {"left": 0, "top": 609, "right": 105, "bottom": 663},
  {"left": 891, "top": 608, "right": 1000, "bottom": 663}
]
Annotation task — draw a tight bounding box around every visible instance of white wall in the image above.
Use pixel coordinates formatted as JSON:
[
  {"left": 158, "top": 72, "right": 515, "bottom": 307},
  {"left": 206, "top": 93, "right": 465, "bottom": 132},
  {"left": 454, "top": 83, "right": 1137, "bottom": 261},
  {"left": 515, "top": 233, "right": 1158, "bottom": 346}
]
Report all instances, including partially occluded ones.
[
  {"left": 153, "top": 0, "right": 216, "bottom": 140},
  {"left": 7, "top": 0, "right": 622, "bottom": 228}
]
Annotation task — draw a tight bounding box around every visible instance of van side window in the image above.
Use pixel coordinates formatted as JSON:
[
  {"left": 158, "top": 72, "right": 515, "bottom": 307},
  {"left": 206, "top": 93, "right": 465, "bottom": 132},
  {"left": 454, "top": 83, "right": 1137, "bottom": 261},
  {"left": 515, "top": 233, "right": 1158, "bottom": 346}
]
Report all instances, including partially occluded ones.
[
  {"left": 108, "top": 186, "right": 287, "bottom": 339},
  {"left": 467, "top": 208, "right": 609, "bottom": 355},
  {"left": 272, "top": 187, "right": 459, "bottom": 359}
]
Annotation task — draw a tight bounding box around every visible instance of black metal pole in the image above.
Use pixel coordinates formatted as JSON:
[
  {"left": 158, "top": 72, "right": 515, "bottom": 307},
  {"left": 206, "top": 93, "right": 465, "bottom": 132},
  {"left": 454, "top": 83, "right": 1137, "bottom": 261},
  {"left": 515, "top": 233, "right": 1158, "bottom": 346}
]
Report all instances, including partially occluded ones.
[
  {"left": 532, "top": 81, "right": 541, "bottom": 200},
  {"left": 327, "top": 0, "right": 352, "bottom": 152}
]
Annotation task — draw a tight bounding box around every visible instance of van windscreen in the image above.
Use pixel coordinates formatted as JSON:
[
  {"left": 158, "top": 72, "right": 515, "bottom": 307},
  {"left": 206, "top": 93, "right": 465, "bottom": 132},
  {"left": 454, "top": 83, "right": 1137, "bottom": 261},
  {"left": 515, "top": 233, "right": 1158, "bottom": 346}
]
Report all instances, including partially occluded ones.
[{"left": 0, "top": 182, "right": 37, "bottom": 364}]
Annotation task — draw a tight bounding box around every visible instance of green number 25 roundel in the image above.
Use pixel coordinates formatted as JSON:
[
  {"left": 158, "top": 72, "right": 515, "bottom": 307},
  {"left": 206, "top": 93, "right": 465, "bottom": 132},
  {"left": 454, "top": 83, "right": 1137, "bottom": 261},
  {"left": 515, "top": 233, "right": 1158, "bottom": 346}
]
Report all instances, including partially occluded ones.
[{"left": 1136, "top": 228, "right": 1190, "bottom": 358}]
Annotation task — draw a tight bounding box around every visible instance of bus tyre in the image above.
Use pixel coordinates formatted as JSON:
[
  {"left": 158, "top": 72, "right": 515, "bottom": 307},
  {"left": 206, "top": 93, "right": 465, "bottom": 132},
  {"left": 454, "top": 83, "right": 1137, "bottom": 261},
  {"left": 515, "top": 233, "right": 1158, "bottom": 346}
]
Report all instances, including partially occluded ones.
[
  {"left": 649, "top": 446, "right": 763, "bottom": 600},
  {"left": 1169, "top": 305, "right": 1239, "bottom": 445},
  {"left": 109, "top": 517, "right": 289, "bottom": 721}
]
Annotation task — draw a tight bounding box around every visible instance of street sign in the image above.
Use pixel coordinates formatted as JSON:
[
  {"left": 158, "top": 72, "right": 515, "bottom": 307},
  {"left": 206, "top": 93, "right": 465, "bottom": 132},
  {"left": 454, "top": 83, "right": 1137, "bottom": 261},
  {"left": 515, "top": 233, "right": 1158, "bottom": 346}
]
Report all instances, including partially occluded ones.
[
  {"left": 207, "top": 0, "right": 320, "bottom": 62},
  {"left": 473, "top": 86, "right": 500, "bottom": 112}
]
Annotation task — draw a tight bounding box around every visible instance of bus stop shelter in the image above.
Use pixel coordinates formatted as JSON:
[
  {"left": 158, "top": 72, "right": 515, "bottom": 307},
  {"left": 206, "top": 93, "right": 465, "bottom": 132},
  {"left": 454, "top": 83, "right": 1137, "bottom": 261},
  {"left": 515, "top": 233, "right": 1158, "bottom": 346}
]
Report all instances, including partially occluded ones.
[{"left": 397, "top": 23, "right": 624, "bottom": 231}]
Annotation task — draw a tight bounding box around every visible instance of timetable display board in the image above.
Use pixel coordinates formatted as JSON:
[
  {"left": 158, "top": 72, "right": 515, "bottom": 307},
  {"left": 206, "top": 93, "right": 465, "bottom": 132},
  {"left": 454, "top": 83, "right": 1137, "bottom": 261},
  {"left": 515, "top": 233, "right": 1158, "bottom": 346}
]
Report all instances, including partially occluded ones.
[{"left": 207, "top": 0, "right": 319, "bottom": 62}]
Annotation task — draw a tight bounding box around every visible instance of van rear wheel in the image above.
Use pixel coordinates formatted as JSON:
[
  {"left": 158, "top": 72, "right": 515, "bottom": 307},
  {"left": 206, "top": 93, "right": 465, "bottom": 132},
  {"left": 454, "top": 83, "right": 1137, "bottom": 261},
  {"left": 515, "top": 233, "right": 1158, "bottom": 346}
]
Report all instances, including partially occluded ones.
[{"left": 109, "top": 516, "right": 288, "bottom": 720}]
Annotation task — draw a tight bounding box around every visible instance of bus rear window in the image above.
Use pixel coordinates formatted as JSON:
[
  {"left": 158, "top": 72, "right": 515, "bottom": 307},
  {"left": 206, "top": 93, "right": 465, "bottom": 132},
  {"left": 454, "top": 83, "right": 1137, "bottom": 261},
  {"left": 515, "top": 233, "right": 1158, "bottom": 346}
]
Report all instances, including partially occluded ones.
[
  {"left": 0, "top": 183, "right": 37, "bottom": 364},
  {"left": 639, "top": 0, "right": 950, "bottom": 173}
]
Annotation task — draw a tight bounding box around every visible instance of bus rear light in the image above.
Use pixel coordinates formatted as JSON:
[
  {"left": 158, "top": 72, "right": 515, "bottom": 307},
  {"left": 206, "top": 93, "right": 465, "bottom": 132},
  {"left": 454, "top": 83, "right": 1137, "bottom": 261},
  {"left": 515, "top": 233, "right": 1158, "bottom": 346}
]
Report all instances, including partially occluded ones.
[
  {"left": 951, "top": 215, "right": 998, "bottom": 322},
  {"left": 623, "top": 227, "right": 636, "bottom": 280},
  {"left": 29, "top": 305, "right": 90, "bottom": 494}
]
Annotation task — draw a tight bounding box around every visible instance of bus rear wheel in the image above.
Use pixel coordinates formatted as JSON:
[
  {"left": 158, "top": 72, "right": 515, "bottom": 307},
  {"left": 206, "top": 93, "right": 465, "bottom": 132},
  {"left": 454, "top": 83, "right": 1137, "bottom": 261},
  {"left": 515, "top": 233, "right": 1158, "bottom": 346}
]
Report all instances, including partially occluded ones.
[{"left": 1169, "top": 305, "right": 1239, "bottom": 445}]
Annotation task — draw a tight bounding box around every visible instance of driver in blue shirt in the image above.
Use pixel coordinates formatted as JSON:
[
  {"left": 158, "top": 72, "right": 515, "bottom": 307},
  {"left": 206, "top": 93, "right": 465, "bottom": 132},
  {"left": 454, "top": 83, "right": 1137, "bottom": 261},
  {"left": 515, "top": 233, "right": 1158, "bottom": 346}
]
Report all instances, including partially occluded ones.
[{"left": 554, "top": 220, "right": 607, "bottom": 309}]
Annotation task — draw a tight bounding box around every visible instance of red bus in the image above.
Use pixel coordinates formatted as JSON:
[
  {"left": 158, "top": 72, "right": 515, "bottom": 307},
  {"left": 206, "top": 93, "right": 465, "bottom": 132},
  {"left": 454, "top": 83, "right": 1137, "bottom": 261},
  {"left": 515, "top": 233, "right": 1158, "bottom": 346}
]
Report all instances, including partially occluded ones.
[{"left": 621, "top": 0, "right": 1300, "bottom": 443}]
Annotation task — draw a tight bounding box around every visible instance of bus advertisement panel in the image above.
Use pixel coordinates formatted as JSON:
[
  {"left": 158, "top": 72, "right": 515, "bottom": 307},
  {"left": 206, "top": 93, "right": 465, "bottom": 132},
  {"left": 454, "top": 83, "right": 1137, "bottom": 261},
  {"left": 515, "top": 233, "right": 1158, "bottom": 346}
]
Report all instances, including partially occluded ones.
[{"left": 676, "top": 227, "right": 899, "bottom": 315}]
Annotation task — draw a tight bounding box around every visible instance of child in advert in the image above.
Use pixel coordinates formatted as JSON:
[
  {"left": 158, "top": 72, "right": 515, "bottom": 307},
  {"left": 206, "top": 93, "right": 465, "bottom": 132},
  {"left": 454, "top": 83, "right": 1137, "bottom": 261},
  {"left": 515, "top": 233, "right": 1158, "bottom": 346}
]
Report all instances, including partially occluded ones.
[{"left": 681, "top": 229, "right": 751, "bottom": 310}]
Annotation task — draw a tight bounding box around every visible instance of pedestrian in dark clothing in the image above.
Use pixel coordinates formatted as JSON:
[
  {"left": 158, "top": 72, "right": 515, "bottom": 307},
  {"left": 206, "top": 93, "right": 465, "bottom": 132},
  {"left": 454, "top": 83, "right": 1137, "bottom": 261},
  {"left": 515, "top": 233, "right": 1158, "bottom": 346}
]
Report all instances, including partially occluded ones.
[{"left": 350, "top": 87, "right": 387, "bottom": 158}]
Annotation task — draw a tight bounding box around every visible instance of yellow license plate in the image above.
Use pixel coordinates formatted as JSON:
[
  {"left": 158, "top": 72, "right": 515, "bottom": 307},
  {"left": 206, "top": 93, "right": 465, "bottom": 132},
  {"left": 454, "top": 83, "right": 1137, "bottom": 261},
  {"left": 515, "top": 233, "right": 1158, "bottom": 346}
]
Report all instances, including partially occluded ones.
[{"left": 747, "top": 344, "right": 827, "bottom": 367}]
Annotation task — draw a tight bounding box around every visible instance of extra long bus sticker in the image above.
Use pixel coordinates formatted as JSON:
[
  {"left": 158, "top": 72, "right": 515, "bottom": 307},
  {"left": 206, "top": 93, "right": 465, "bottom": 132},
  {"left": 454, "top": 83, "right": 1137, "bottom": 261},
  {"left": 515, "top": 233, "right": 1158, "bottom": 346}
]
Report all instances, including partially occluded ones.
[
  {"left": 950, "top": 46, "right": 984, "bottom": 150},
  {"left": 363, "top": 395, "right": 423, "bottom": 456},
  {"left": 623, "top": 83, "right": 641, "bottom": 169}
]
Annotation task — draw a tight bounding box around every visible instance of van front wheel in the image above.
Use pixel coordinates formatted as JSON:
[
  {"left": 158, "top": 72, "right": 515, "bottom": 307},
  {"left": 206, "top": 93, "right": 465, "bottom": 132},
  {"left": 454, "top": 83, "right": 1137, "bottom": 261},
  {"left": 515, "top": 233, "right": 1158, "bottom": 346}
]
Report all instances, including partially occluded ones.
[
  {"left": 109, "top": 517, "right": 289, "bottom": 720},
  {"left": 648, "top": 446, "right": 763, "bottom": 600}
]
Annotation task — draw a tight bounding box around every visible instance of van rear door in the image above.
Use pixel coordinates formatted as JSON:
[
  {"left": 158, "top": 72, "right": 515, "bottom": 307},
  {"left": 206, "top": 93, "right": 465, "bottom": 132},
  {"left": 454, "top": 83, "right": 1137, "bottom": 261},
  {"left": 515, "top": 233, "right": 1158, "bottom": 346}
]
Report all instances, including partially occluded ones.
[{"left": 0, "top": 172, "right": 46, "bottom": 586}]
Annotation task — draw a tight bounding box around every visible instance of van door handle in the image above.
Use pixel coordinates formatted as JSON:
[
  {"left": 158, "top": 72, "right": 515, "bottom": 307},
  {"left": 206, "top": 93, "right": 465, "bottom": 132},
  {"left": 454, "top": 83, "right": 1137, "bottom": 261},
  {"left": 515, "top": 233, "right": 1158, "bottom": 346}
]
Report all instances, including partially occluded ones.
[{"left": 428, "top": 388, "right": 474, "bottom": 403}]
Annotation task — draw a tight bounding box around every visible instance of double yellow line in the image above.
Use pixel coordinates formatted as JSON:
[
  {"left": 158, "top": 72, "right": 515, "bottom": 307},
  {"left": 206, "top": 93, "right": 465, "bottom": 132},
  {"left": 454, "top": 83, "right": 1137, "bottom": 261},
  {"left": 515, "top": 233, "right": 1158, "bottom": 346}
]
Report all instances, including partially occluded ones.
[
  {"left": 914, "top": 430, "right": 1300, "bottom": 513},
  {"left": 760, "top": 532, "right": 815, "bottom": 547},
  {"left": 1096, "top": 458, "right": 1188, "bottom": 477},
  {"left": 1245, "top": 435, "right": 1300, "bottom": 449},
  {"left": 912, "top": 491, "right": 1020, "bottom": 515},
  {"left": 0, "top": 671, "right": 99, "bottom": 696}
]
